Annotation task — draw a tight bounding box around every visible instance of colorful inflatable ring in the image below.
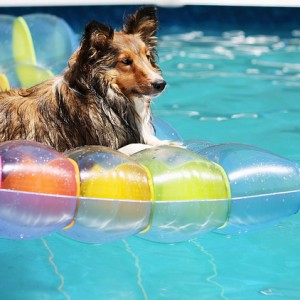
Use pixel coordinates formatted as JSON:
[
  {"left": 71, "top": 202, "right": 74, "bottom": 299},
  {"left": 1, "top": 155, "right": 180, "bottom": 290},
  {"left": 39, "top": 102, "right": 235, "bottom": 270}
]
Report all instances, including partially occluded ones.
[{"left": 0, "top": 135, "right": 299, "bottom": 244}]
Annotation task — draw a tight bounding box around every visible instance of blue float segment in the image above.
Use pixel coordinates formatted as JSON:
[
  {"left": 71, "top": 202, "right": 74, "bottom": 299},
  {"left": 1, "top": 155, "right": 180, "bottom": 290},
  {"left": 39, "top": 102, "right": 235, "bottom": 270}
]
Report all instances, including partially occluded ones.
[
  {"left": 215, "top": 190, "right": 300, "bottom": 235},
  {"left": 189, "top": 142, "right": 300, "bottom": 234},
  {"left": 153, "top": 116, "right": 183, "bottom": 142}
]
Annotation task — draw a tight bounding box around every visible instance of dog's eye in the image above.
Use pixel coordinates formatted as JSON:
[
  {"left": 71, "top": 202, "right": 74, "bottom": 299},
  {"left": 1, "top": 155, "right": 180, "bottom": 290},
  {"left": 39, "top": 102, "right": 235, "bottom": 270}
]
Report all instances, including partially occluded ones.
[
  {"left": 121, "top": 58, "right": 132, "bottom": 65},
  {"left": 146, "top": 54, "right": 151, "bottom": 61}
]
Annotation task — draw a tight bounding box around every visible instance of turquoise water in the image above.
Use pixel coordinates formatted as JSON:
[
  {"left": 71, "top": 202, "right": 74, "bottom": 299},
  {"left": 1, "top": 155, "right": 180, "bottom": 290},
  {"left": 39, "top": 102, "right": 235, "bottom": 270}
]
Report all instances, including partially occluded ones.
[{"left": 1, "top": 28, "right": 300, "bottom": 300}]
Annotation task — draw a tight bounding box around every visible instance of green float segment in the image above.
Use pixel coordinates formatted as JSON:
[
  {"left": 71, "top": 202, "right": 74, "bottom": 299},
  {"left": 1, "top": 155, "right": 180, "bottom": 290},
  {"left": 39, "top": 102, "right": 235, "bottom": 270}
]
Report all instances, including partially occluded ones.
[
  {"left": 133, "top": 146, "right": 231, "bottom": 201},
  {"left": 132, "top": 146, "right": 231, "bottom": 242}
]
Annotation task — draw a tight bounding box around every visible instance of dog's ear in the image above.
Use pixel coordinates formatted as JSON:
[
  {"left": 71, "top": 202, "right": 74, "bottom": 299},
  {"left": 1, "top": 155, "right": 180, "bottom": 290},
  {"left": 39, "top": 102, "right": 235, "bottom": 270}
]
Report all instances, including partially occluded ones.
[
  {"left": 123, "top": 6, "right": 158, "bottom": 49},
  {"left": 65, "top": 21, "right": 114, "bottom": 93},
  {"left": 82, "top": 21, "right": 114, "bottom": 52}
]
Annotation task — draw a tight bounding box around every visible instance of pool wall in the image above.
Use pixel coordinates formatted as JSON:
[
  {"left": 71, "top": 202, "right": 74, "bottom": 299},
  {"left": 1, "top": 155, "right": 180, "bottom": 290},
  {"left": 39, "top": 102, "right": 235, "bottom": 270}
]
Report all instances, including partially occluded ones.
[{"left": 1, "top": 5, "right": 300, "bottom": 36}]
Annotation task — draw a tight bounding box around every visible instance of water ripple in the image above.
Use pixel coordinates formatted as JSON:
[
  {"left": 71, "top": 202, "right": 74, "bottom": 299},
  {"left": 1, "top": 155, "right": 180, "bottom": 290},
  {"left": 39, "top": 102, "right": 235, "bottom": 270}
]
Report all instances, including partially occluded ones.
[
  {"left": 260, "top": 287, "right": 300, "bottom": 298},
  {"left": 159, "top": 30, "right": 300, "bottom": 85}
]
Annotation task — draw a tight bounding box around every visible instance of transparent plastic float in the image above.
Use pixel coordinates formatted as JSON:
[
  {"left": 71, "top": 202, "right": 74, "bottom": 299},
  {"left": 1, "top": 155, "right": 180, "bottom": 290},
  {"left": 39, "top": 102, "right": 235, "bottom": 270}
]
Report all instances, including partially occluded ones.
[
  {"left": 0, "top": 119, "right": 299, "bottom": 244},
  {"left": 0, "top": 13, "right": 77, "bottom": 90}
]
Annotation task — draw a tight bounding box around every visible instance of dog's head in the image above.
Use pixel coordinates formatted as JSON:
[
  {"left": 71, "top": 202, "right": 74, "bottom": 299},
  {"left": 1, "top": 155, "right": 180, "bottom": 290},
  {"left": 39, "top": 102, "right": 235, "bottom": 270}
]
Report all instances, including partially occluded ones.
[{"left": 66, "top": 7, "right": 166, "bottom": 101}]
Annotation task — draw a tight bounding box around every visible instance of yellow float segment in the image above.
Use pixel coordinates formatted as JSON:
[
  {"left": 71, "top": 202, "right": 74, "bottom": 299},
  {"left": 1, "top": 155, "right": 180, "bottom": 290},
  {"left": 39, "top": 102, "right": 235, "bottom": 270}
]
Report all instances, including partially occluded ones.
[{"left": 80, "top": 163, "right": 152, "bottom": 201}]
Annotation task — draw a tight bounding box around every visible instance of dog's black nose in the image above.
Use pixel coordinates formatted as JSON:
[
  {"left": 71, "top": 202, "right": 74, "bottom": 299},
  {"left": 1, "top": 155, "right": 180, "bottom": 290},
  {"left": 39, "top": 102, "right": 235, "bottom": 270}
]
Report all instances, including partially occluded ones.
[{"left": 152, "top": 80, "right": 166, "bottom": 92}]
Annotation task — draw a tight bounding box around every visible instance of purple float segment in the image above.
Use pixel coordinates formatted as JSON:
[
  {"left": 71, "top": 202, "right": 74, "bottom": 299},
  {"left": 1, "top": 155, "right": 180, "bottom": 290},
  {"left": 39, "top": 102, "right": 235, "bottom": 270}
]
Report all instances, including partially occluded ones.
[
  {"left": 0, "top": 189, "right": 77, "bottom": 240},
  {"left": 138, "top": 199, "right": 230, "bottom": 243},
  {"left": 60, "top": 198, "right": 151, "bottom": 244},
  {"left": 189, "top": 142, "right": 300, "bottom": 234}
]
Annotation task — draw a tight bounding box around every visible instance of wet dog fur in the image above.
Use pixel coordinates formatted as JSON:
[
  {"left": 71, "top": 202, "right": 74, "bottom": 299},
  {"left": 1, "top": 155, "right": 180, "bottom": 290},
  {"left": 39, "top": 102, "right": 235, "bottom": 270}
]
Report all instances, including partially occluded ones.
[{"left": 0, "top": 7, "right": 172, "bottom": 152}]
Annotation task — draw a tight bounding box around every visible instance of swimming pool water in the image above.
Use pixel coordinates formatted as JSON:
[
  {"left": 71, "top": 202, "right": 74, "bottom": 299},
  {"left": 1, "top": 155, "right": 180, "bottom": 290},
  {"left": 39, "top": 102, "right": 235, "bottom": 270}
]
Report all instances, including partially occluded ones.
[
  {"left": 1, "top": 6, "right": 300, "bottom": 300},
  {"left": 157, "top": 30, "right": 300, "bottom": 163}
]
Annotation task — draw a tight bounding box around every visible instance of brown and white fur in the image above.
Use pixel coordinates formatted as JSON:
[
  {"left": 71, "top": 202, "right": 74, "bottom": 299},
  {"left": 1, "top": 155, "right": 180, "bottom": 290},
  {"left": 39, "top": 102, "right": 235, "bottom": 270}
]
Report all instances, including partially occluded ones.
[{"left": 0, "top": 7, "right": 174, "bottom": 152}]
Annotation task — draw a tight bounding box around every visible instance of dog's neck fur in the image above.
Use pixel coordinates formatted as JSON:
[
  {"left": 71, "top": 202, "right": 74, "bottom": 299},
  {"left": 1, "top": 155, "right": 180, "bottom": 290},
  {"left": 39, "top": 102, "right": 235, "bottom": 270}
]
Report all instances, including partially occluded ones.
[
  {"left": 133, "top": 96, "right": 163, "bottom": 146},
  {"left": 63, "top": 48, "right": 162, "bottom": 148},
  {"left": 52, "top": 74, "right": 160, "bottom": 149}
]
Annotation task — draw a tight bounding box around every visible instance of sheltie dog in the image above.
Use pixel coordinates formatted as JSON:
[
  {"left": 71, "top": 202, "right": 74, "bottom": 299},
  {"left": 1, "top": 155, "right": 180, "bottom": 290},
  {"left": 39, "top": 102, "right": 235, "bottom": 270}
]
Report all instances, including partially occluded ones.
[{"left": 0, "top": 7, "right": 175, "bottom": 152}]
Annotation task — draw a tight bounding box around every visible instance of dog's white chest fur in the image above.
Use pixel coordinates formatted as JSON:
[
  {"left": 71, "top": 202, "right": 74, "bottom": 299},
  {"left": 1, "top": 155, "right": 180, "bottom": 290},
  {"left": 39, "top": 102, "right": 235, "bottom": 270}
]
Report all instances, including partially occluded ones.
[{"left": 134, "top": 98, "right": 164, "bottom": 146}]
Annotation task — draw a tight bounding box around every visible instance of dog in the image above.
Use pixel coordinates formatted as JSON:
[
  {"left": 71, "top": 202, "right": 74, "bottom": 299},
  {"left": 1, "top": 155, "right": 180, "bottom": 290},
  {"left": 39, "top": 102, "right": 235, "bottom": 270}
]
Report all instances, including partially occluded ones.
[{"left": 0, "top": 7, "right": 175, "bottom": 152}]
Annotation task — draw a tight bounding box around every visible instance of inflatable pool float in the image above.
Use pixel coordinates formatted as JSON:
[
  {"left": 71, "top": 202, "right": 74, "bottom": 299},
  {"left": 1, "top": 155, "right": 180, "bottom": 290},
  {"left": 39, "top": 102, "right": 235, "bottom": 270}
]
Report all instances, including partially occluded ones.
[
  {"left": 0, "top": 13, "right": 77, "bottom": 90},
  {"left": 0, "top": 123, "right": 299, "bottom": 244}
]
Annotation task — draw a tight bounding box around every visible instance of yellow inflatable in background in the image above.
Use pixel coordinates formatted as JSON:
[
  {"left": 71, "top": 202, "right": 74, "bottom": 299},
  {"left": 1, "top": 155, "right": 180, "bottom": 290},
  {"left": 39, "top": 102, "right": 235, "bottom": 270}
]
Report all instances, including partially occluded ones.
[
  {"left": 0, "top": 14, "right": 77, "bottom": 90},
  {"left": 0, "top": 74, "right": 10, "bottom": 91},
  {"left": 13, "top": 16, "right": 54, "bottom": 88}
]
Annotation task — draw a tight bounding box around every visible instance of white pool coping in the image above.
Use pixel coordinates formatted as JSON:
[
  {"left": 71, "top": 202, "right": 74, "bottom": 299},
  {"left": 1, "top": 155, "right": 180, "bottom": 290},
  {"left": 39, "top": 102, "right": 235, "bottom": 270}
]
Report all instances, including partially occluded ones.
[{"left": 1, "top": 0, "right": 300, "bottom": 7}]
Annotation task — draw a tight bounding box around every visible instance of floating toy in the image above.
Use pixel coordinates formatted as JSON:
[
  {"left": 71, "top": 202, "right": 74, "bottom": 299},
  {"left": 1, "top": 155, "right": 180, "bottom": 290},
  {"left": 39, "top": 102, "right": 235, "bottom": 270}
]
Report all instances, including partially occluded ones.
[
  {"left": 0, "top": 133, "right": 299, "bottom": 244},
  {"left": 188, "top": 142, "right": 300, "bottom": 234},
  {"left": 132, "top": 146, "right": 230, "bottom": 243},
  {"left": 0, "top": 13, "right": 77, "bottom": 90},
  {"left": 152, "top": 117, "right": 183, "bottom": 142},
  {"left": 61, "top": 146, "right": 152, "bottom": 243},
  {"left": 0, "top": 140, "right": 79, "bottom": 239}
]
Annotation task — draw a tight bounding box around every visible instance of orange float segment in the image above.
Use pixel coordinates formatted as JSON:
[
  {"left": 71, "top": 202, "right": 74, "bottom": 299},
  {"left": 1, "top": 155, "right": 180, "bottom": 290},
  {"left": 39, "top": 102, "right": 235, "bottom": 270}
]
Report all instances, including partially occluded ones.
[
  {"left": 46, "top": 158, "right": 80, "bottom": 196},
  {"left": 2, "top": 156, "right": 79, "bottom": 196}
]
